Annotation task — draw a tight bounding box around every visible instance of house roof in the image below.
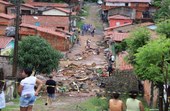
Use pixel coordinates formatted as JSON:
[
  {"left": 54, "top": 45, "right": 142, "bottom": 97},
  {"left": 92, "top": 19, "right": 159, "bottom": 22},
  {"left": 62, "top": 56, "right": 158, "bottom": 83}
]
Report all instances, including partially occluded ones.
[
  {"left": 0, "top": 0, "right": 11, "bottom": 5},
  {"left": 28, "top": 2, "right": 69, "bottom": 8},
  {"left": 104, "top": 23, "right": 132, "bottom": 31},
  {"left": 104, "top": 31, "right": 129, "bottom": 41},
  {"left": 20, "top": 23, "right": 66, "bottom": 38},
  {"left": 56, "top": 7, "right": 70, "bottom": 13},
  {"left": 21, "top": 3, "right": 35, "bottom": 9},
  {"left": 105, "top": 0, "right": 152, "bottom": 3},
  {"left": 108, "top": 15, "right": 131, "bottom": 20},
  {"left": 22, "top": 15, "right": 69, "bottom": 30},
  {"left": 117, "top": 52, "right": 133, "bottom": 71},
  {"left": 0, "top": 36, "right": 14, "bottom": 49},
  {"left": 111, "top": 32, "right": 129, "bottom": 42},
  {"left": 43, "top": 7, "right": 70, "bottom": 14},
  {"left": 105, "top": 22, "right": 155, "bottom": 31},
  {"left": 7, "top": 3, "right": 35, "bottom": 9},
  {"left": 0, "top": 13, "right": 15, "bottom": 19}
]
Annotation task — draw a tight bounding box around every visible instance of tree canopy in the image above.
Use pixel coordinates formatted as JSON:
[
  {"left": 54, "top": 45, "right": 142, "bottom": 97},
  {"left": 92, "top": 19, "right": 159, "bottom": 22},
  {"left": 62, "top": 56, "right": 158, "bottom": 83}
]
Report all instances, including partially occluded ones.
[
  {"left": 156, "top": 19, "right": 170, "bottom": 38},
  {"left": 134, "top": 37, "right": 170, "bottom": 85},
  {"left": 153, "top": 0, "right": 170, "bottom": 21},
  {"left": 11, "top": 36, "right": 63, "bottom": 74},
  {"left": 125, "top": 27, "right": 151, "bottom": 65}
]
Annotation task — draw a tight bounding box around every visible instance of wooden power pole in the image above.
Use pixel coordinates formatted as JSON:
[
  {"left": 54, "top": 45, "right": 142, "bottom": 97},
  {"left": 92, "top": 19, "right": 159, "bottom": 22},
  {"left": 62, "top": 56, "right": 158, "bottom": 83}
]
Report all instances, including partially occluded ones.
[{"left": 12, "top": 0, "right": 20, "bottom": 78}]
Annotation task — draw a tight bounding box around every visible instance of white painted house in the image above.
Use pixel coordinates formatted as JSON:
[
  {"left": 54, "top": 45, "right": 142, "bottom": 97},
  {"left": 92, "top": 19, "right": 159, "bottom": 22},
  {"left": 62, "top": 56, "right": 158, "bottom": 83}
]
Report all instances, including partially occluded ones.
[{"left": 42, "top": 7, "right": 70, "bottom": 16}]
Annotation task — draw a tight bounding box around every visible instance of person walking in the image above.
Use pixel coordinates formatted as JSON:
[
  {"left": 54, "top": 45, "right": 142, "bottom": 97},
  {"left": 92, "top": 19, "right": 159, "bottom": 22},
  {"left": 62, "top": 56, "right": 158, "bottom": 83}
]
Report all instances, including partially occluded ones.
[
  {"left": 126, "top": 90, "right": 145, "bottom": 111},
  {"left": 107, "top": 64, "right": 113, "bottom": 76},
  {"left": 109, "top": 92, "right": 124, "bottom": 111},
  {"left": 45, "top": 75, "right": 56, "bottom": 105},
  {"left": 18, "top": 68, "right": 43, "bottom": 111}
]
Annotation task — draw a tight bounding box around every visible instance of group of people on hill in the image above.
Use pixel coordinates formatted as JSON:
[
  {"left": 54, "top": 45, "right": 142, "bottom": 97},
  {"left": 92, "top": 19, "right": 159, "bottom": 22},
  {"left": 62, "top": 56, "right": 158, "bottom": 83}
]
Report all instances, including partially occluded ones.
[
  {"left": 109, "top": 90, "right": 145, "bottom": 111},
  {"left": 81, "top": 23, "right": 96, "bottom": 37}
]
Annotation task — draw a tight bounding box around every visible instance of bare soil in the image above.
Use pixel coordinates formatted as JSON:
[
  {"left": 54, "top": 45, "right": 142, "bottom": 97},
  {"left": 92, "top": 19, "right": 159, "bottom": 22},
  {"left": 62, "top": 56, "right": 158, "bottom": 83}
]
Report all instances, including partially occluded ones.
[{"left": 32, "top": 3, "right": 104, "bottom": 111}]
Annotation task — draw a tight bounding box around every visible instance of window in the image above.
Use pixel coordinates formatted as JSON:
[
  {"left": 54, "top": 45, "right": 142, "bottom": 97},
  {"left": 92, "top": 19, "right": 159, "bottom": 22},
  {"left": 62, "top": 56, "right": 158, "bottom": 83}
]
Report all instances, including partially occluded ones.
[
  {"left": 116, "top": 22, "right": 120, "bottom": 26},
  {"left": 56, "top": 27, "right": 65, "bottom": 30},
  {"left": 21, "top": 10, "right": 31, "bottom": 15},
  {"left": 11, "top": 9, "right": 16, "bottom": 14},
  {"left": 125, "top": 3, "right": 129, "bottom": 6}
]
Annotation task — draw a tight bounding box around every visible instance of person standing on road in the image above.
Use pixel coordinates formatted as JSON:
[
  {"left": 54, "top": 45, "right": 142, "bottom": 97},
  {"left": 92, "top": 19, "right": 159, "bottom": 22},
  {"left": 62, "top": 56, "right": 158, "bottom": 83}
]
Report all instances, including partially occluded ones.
[
  {"left": 107, "top": 63, "right": 113, "bottom": 76},
  {"left": 45, "top": 75, "right": 56, "bottom": 105},
  {"left": 91, "top": 27, "right": 95, "bottom": 37},
  {"left": 77, "top": 37, "right": 81, "bottom": 46},
  {"left": 126, "top": 90, "right": 144, "bottom": 111},
  {"left": 18, "top": 68, "right": 43, "bottom": 111},
  {"left": 109, "top": 92, "right": 124, "bottom": 111}
]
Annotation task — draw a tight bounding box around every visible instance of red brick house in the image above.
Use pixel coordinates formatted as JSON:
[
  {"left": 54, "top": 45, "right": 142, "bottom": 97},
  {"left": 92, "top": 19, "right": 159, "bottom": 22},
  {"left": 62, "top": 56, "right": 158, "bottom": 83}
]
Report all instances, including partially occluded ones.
[
  {"left": 0, "top": 0, "right": 11, "bottom": 13},
  {"left": 19, "top": 23, "right": 70, "bottom": 51},
  {"left": 21, "top": 15, "right": 69, "bottom": 30},
  {"left": 102, "top": 0, "right": 155, "bottom": 21},
  {"left": 108, "top": 14, "right": 133, "bottom": 27},
  {"left": 0, "top": 13, "right": 15, "bottom": 36}
]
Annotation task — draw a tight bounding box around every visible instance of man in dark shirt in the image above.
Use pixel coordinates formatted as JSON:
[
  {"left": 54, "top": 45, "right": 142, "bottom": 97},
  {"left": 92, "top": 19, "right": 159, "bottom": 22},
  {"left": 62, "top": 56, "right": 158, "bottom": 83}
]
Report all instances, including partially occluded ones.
[{"left": 45, "top": 75, "right": 56, "bottom": 105}]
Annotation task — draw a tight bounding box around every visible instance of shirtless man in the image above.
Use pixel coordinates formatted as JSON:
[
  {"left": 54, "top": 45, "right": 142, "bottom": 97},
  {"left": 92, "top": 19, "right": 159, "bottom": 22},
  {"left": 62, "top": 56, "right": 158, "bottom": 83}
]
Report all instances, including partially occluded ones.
[{"left": 109, "top": 92, "right": 124, "bottom": 111}]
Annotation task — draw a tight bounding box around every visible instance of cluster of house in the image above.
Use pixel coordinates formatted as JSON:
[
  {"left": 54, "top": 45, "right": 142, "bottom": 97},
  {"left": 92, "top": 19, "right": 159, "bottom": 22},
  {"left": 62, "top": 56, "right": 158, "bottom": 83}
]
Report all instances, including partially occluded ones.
[
  {"left": 0, "top": 0, "right": 82, "bottom": 55},
  {"left": 100, "top": 0, "right": 157, "bottom": 70}
]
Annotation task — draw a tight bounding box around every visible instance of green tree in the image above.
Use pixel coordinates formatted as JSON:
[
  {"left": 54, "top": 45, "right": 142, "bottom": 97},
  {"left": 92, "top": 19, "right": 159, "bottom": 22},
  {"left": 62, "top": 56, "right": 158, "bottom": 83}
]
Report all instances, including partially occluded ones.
[
  {"left": 153, "top": 0, "right": 170, "bottom": 21},
  {"left": 152, "top": 0, "right": 162, "bottom": 7},
  {"left": 125, "top": 27, "right": 151, "bottom": 65},
  {"left": 156, "top": 19, "right": 170, "bottom": 38},
  {"left": 11, "top": 36, "right": 63, "bottom": 74},
  {"left": 135, "top": 37, "right": 170, "bottom": 111},
  {"left": 114, "top": 40, "right": 127, "bottom": 54}
]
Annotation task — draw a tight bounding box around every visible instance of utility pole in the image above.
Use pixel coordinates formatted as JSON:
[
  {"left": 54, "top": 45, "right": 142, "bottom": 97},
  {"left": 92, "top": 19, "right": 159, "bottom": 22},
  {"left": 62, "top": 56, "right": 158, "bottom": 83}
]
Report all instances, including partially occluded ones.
[
  {"left": 12, "top": 0, "right": 20, "bottom": 77},
  {"left": 12, "top": 0, "right": 20, "bottom": 98},
  {"left": 69, "top": 0, "right": 71, "bottom": 32}
]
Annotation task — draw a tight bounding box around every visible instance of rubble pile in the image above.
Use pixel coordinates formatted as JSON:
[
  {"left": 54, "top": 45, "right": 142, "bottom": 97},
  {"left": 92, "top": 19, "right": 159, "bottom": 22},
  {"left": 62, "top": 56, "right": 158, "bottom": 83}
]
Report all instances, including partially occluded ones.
[
  {"left": 54, "top": 63, "right": 106, "bottom": 95},
  {"left": 68, "top": 48, "right": 101, "bottom": 61}
]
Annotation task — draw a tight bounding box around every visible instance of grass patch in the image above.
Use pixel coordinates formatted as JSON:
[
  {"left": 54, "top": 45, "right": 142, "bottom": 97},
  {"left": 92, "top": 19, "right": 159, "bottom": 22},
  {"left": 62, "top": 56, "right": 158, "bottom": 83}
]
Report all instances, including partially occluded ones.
[
  {"left": 76, "top": 97, "right": 108, "bottom": 111},
  {"left": 77, "top": 95, "right": 151, "bottom": 111},
  {"left": 3, "top": 96, "right": 44, "bottom": 111}
]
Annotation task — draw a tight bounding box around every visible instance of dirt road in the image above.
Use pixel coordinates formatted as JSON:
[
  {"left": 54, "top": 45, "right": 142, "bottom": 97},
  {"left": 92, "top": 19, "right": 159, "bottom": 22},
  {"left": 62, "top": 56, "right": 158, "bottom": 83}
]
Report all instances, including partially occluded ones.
[{"left": 35, "top": 3, "right": 105, "bottom": 111}]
